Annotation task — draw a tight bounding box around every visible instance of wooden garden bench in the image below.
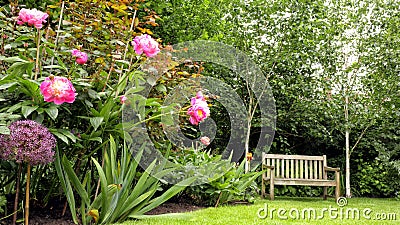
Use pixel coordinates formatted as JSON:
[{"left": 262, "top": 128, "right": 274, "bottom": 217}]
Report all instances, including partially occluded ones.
[{"left": 261, "top": 153, "right": 340, "bottom": 200}]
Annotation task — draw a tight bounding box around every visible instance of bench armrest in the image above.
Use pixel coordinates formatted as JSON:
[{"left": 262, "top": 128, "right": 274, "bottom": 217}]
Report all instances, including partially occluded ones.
[
  {"left": 324, "top": 166, "right": 340, "bottom": 172},
  {"left": 262, "top": 164, "right": 275, "bottom": 170}
]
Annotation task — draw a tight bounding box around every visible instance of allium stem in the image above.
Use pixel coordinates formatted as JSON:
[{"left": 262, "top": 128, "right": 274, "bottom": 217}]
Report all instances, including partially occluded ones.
[
  {"left": 24, "top": 164, "right": 31, "bottom": 225},
  {"left": 34, "top": 29, "right": 41, "bottom": 80},
  {"left": 12, "top": 163, "right": 22, "bottom": 225}
]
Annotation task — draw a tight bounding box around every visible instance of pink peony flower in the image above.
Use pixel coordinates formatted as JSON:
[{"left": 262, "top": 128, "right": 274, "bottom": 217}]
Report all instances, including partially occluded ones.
[
  {"left": 16, "top": 8, "right": 48, "bottom": 29},
  {"left": 120, "top": 95, "right": 127, "bottom": 104},
  {"left": 188, "top": 103, "right": 209, "bottom": 125},
  {"left": 40, "top": 76, "right": 77, "bottom": 105},
  {"left": 132, "top": 34, "right": 160, "bottom": 58},
  {"left": 191, "top": 91, "right": 206, "bottom": 106},
  {"left": 71, "top": 49, "right": 88, "bottom": 64},
  {"left": 187, "top": 91, "right": 210, "bottom": 125},
  {"left": 200, "top": 136, "right": 211, "bottom": 146}
]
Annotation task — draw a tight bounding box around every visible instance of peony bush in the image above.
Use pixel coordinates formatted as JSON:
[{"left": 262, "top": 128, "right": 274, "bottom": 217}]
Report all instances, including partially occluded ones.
[{"left": 0, "top": 1, "right": 204, "bottom": 224}]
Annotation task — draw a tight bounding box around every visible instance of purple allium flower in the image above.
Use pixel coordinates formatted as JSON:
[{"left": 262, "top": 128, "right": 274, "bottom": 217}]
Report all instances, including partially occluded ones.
[{"left": 0, "top": 120, "right": 56, "bottom": 165}]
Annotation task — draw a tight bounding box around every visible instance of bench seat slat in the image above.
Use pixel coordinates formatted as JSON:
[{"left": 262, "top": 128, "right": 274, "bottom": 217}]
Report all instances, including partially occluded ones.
[
  {"left": 313, "top": 160, "right": 317, "bottom": 179},
  {"left": 305, "top": 160, "right": 308, "bottom": 179},
  {"left": 285, "top": 159, "right": 289, "bottom": 178},
  {"left": 300, "top": 160, "right": 303, "bottom": 179},
  {"left": 318, "top": 161, "right": 322, "bottom": 179},
  {"left": 290, "top": 159, "right": 294, "bottom": 179}
]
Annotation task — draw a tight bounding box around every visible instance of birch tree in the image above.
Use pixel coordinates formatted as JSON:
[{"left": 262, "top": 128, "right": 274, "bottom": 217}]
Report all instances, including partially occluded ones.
[{"left": 316, "top": 0, "right": 400, "bottom": 197}]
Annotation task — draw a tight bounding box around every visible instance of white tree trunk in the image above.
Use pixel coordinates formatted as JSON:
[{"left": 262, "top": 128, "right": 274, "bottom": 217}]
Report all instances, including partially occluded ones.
[
  {"left": 345, "top": 95, "right": 351, "bottom": 198},
  {"left": 244, "top": 119, "right": 251, "bottom": 173},
  {"left": 345, "top": 129, "right": 351, "bottom": 198}
]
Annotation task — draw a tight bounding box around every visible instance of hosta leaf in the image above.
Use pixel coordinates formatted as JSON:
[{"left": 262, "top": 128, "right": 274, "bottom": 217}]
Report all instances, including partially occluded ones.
[
  {"left": 90, "top": 117, "right": 104, "bottom": 131},
  {"left": 0, "top": 126, "right": 10, "bottom": 135},
  {"left": 21, "top": 105, "right": 38, "bottom": 118},
  {"left": 51, "top": 131, "right": 69, "bottom": 144},
  {"left": 0, "top": 82, "right": 17, "bottom": 90},
  {"left": 44, "top": 107, "right": 58, "bottom": 120}
]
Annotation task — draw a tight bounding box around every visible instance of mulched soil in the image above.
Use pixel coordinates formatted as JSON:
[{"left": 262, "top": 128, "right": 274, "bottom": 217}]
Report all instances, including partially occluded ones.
[
  {"left": 1, "top": 199, "right": 204, "bottom": 225},
  {"left": 145, "top": 202, "right": 204, "bottom": 215},
  {"left": 1, "top": 197, "right": 76, "bottom": 225}
]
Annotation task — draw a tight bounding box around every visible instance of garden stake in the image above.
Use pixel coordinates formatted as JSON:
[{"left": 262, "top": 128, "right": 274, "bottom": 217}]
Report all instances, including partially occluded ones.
[
  {"left": 215, "top": 192, "right": 223, "bottom": 208},
  {"left": 50, "top": 1, "right": 65, "bottom": 69},
  {"left": 115, "top": 9, "right": 137, "bottom": 98},
  {"left": 34, "top": 29, "right": 41, "bottom": 80},
  {"left": 12, "top": 163, "right": 22, "bottom": 225},
  {"left": 25, "top": 164, "right": 31, "bottom": 225}
]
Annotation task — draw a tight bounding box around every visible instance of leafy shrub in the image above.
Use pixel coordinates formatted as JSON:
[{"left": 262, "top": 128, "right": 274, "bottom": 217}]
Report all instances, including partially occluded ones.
[
  {"left": 57, "top": 136, "right": 195, "bottom": 224},
  {"left": 0, "top": 195, "right": 6, "bottom": 214},
  {"left": 273, "top": 185, "right": 326, "bottom": 198},
  {"left": 11, "top": 0, "right": 56, "bottom": 9},
  {"left": 170, "top": 148, "right": 262, "bottom": 206},
  {"left": 352, "top": 159, "right": 400, "bottom": 197}
]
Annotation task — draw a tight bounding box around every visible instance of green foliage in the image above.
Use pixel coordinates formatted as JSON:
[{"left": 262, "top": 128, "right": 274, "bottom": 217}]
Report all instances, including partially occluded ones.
[
  {"left": 57, "top": 136, "right": 196, "bottom": 224},
  {"left": 170, "top": 148, "right": 262, "bottom": 206},
  {"left": 13, "top": 0, "right": 56, "bottom": 9},
  {"left": 210, "top": 160, "right": 263, "bottom": 207},
  {"left": 0, "top": 161, "right": 18, "bottom": 196},
  {"left": 0, "top": 195, "right": 6, "bottom": 214},
  {"left": 274, "top": 185, "right": 325, "bottom": 198},
  {"left": 352, "top": 159, "right": 400, "bottom": 197},
  {"left": 149, "top": 0, "right": 238, "bottom": 43}
]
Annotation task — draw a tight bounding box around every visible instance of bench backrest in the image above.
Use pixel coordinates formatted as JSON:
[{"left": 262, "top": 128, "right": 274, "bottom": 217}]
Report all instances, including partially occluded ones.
[{"left": 262, "top": 153, "right": 328, "bottom": 180}]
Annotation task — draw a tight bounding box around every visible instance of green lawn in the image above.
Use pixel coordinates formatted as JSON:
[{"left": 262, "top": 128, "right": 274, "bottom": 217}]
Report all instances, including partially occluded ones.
[{"left": 114, "top": 197, "right": 400, "bottom": 225}]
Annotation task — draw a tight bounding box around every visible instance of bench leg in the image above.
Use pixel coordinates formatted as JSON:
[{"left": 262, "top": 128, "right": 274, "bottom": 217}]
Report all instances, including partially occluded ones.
[
  {"left": 323, "top": 187, "right": 327, "bottom": 200},
  {"left": 335, "top": 171, "right": 340, "bottom": 200},
  {"left": 269, "top": 184, "right": 274, "bottom": 200},
  {"left": 261, "top": 179, "right": 265, "bottom": 199}
]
